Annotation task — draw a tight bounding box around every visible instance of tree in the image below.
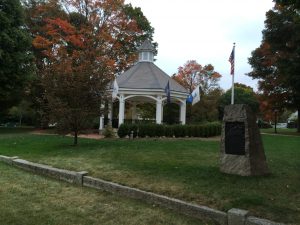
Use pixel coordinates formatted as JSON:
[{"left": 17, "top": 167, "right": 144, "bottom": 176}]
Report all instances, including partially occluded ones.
[
  {"left": 8, "top": 100, "right": 35, "bottom": 126},
  {"left": 248, "top": 2, "right": 300, "bottom": 131},
  {"left": 173, "top": 60, "right": 222, "bottom": 123},
  {"left": 0, "top": 0, "right": 33, "bottom": 113},
  {"left": 172, "top": 60, "right": 221, "bottom": 94},
  {"left": 31, "top": 0, "right": 156, "bottom": 144},
  {"left": 191, "top": 88, "right": 223, "bottom": 123},
  {"left": 24, "top": 0, "right": 156, "bottom": 129},
  {"left": 219, "top": 83, "right": 260, "bottom": 119}
]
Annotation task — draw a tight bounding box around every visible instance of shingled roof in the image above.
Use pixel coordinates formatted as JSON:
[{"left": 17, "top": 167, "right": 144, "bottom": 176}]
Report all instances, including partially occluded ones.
[
  {"left": 137, "top": 40, "right": 155, "bottom": 52},
  {"left": 116, "top": 62, "right": 188, "bottom": 94}
]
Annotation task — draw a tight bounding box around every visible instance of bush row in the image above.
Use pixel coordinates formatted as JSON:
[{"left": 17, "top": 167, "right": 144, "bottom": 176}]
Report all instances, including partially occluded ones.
[{"left": 117, "top": 122, "right": 221, "bottom": 138}]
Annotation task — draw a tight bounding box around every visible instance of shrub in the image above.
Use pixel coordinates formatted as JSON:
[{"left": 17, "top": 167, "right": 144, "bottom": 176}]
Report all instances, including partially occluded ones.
[
  {"left": 164, "top": 125, "right": 174, "bottom": 137},
  {"left": 258, "top": 120, "right": 272, "bottom": 128},
  {"left": 173, "top": 125, "right": 186, "bottom": 137},
  {"left": 117, "top": 124, "right": 129, "bottom": 138},
  {"left": 156, "top": 124, "right": 165, "bottom": 137},
  {"left": 147, "top": 124, "right": 157, "bottom": 137},
  {"left": 117, "top": 122, "right": 221, "bottom": 138},
  {"left": 137, "top": 124, "right": 147, "bottom": 138},
  {"left": 103, "top": 126, "right": 115, "bottom": 138}
]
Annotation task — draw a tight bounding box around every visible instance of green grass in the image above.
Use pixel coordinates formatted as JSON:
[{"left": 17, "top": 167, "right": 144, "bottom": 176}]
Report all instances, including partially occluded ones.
[
  {"left": 0, "top": 163, "right": 204, "bottom": 225},
  {"left": 0, "top": 128, "right": 299, "bottom": 224},
  {"left": 260, "top": 128, "right": 300, "bottom": 136}
]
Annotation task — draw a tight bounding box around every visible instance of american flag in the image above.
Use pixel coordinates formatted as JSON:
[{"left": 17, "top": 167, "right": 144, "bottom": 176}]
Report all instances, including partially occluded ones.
[{"left": 229, "top": 45, "right": 235, "bottom": 75}]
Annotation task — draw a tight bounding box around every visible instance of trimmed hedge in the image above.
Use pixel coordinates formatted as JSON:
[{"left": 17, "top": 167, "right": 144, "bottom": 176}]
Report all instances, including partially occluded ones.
[{"left": 117, "top": 122, "right": 221, "bottom": 138}]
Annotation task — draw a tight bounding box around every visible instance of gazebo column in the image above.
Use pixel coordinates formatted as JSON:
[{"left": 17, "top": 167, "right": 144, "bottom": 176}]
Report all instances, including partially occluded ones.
[
  {"left": 108, "top": 100, "right": 113, "bottom": 126},
  {"left": 99, "top": 103, "right": 105, "bottom": 132},
  {"left": 118, "top": 94, "right": 125, "bottom": 126},
  {"left": 156, "top": 96, "right": 162, "bottom": 124},
  {"left": 180, "top": 101, "right": 186, "bottom": 125},
  {"left": 161, "top": 104, "right": 164, "bottom": 122}
]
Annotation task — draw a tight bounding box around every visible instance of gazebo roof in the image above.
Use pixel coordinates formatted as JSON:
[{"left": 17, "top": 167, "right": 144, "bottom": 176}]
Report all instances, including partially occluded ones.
[
  {"left": 137, "top": 40, "right": 155, "bottom": 52},
  {"left": 116, "top": 62, "right": 188, "bottom": 94}
]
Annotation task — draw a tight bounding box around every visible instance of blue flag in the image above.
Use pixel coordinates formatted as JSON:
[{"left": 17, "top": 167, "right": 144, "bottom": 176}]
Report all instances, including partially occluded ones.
[
  {"left": 186, "top": 94, "right": 193, "bottom": 103},
  {"left": 186, "top": 85, "right": 201, "bottom": 105},
  {"left": 164, "top": 81, "right": 171, "bottom": 103}
]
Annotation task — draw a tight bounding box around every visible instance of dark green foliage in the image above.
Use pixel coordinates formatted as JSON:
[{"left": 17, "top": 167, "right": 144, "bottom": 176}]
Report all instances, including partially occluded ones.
[
  {"left": 117, "top": 122, "right": 221, "bottom": 138},
  {"left": 117, "top": 123, "right": 129, "bottom": 138},
  {"left": 137, "top": 124, "right": 147, "bottom": 138},
  {"left": 248, "top": 2, "right": 300, "bottom": 131},
  {"left": 190, "top": 88, "right": 223, "bottom": 123},
  {"left": 257, "top": 120, "right": 272, "bottom": 129},
  {"left": 0, "top": 0, "right": 33, "bottom": 112},
  {"left": 131, "top": 124, "right": 138, "bottom": 138},
  {"left": 164, "top": 125, "right": 174, "bottom": 137},
  {"left": 155, "top": 124, "right": 165, "bottom": 137},
  {"left": 173, "top": 125, "right": 182, "bottom": 138},
  {"left": 163, "top": 103, "right": 180, "bottom": 124},
  {"left": 218, "top": 83, "right": 259, "bottom": 119}
]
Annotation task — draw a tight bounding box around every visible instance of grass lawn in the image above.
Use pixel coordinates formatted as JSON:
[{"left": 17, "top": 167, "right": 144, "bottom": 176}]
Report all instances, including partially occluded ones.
[
  {"left": 0, "top": 163, "right": 203, "bottom": 225},
  {"left": 0, "top": 128, "right": 299, "bottom": 224},
  {"left": 260, "top": 128, "right": 300, "bottom": 136}
]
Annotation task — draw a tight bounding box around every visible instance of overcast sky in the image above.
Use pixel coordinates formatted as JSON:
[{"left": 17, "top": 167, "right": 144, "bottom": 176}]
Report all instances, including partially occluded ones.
[{"left": 124, "top": 0, "right": 274, "bottom": 91}]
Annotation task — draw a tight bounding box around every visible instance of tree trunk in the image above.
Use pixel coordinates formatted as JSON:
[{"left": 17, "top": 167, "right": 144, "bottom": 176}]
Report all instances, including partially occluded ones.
[{"left": 74, "top": 130, "right": 78, "bottom": 145}]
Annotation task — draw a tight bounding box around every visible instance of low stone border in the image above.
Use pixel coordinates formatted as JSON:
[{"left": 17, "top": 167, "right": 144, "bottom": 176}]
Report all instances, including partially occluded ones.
[
  {"left": 0, "top": 155, "right": 284, "bottom": 225},
  {"left": 83, "top": 176, "right": 227, "bottom": 224},
  {"left": 12, "top": 158, "right": 88, "bottom": 185}
]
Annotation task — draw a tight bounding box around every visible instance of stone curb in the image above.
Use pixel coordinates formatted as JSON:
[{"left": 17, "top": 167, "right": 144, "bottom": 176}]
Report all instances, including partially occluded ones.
[
  {"left": 0, "top": 155, "right": 18, "bottom": 165},
  {"left": 0, "top": 155, "right": 285, "bottom": 225},
  {"left": 3, "top": 156, "right": 88, "bottom": 186},
  {"left": 83, "top": 176, "right": 227, "bottom": 225}
]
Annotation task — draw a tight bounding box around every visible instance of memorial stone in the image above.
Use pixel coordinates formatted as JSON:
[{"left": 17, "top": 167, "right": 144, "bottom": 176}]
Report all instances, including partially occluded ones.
[{"left": 220, "top": 104, "right": 269, "bottom": 176}]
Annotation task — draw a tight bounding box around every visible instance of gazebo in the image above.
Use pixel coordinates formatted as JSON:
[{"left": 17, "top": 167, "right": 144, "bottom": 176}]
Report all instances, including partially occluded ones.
[{"left": 109, "top": 40, "right": 189, "bottom": 127}]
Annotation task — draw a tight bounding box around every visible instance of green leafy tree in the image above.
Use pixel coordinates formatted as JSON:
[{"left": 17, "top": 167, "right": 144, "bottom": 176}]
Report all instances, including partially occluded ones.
[
  {"left": 248, "top": 1, "right": 300, "bottom": 131},
  {"left": 173, "top": 60, "right": 222, "bottom": 123},
  {"left": 8, "top": 100, "right": 35, "bottom": 126},
  {"left": 191, "top": 88, "right": 223, "bottom": 123},
  {"left": 219, "top": 83, "right": 260, "bottom": 118},
  {"left": 0, "top": 0, "right": 33, "bottom": 113}
]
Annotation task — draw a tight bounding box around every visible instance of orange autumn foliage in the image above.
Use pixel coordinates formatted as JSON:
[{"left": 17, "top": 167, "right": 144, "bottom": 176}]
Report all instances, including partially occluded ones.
[{"left": 173, "top": 60, "right": 222, "bottom": 94}]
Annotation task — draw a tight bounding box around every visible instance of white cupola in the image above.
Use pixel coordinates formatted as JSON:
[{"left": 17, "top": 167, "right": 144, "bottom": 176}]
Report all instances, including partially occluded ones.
[{"left": 138, "top": 40, "right": 155, "bottom": 62}]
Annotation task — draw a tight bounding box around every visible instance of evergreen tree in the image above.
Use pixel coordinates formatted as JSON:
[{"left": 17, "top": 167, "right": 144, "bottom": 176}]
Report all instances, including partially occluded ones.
[{"left": 0, "top": 0, "right": 33, "bottom": 112}]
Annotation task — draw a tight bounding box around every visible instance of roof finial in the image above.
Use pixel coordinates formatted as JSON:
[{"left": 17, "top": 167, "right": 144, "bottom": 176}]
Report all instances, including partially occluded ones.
[{"left": 138, "top": 40, "right": 154, "bottom": 62}]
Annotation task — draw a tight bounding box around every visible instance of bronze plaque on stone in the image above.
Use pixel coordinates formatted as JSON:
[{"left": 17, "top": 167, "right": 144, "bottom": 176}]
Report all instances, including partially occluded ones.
[{"left": 225, "top": 122, "right": 245, "bottom": 155}]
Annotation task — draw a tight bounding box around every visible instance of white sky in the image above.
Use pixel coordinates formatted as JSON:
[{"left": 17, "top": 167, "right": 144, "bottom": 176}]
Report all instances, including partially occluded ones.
[{"left": 125, "top": 0, "right": 274, "bottom": 91}]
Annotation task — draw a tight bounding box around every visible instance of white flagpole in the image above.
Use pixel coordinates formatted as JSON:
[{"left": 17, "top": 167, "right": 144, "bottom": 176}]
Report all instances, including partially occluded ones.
[
  {"left": 231, "top": 43, "right": 235, "bottom": 105},
  {"left": 231, "top": 72, "right": 234, "bottom": 104}
]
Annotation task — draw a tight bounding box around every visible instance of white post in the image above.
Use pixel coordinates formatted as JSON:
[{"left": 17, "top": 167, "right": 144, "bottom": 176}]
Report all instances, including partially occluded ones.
[
  {"left": 118, "top": 94, "right": 125, "bottom": 126},
  {"left": 99, "top": 102, "right": 105, "bottom": 132},
  {"left": 180, "top": 102, "right": 186, "bottom": 125},
  {"left": 99, "top": 116, "right": 104, "bottom": 130},
  {"left": 156, "top": 96, "right": 162, "bottom": 124},
  {"left": 161, "top": 104, "right": 164, "bottom": 122},
  {"left": 108, "top": 101, "right": 113, "bottom": 126},
  {"left": 231, "top": 73, "right": 235, "bottom": 105}
]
